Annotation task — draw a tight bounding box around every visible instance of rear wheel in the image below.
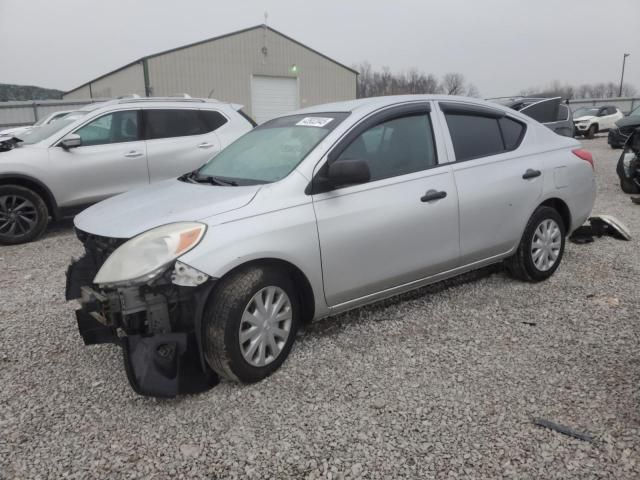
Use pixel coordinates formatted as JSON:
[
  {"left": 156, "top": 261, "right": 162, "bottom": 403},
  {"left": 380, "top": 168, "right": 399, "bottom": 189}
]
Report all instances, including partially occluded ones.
[
  {"left": 505, "top": 206, "right": 565, "bottom": 282},
  {"left": 585, "top": 125, "right": 597, "bottom": 139},
  {"left": 0, "top": 185, "right": 49, "bottom": 245},
  {"left": 202, "top": 265, "right": 299, "bottom": 383}
]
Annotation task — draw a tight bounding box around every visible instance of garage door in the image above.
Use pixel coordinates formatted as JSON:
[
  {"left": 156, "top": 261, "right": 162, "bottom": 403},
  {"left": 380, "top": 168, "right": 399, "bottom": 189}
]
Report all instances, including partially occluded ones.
[{"left": 251, "top": 76, "right": 299, "bottom": 124}]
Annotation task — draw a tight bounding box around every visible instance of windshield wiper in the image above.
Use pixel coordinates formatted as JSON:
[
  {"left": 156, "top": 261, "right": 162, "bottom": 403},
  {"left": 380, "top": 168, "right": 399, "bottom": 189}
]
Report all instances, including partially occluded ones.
[
  {"left": 204, "top": 175, "right": 238, "bottom": 186},
  {"left": 179, "top": 170, "right": 238, "bottom": 186}
]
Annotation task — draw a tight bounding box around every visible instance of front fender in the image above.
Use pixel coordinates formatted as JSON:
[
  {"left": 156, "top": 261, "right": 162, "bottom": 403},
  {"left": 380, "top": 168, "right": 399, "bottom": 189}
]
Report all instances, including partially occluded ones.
[{"left": 179, "top": 203, "right": 328, "bottom": 318}]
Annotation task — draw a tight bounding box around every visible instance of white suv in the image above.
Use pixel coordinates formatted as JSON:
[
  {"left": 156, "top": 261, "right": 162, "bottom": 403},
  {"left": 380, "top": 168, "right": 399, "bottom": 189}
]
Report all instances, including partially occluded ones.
[
  {"left": 573, "top": 105, "right": 623, "bottom": 139},
  {"left": 0, "top": 97, "right": 254, "bottom": 244}
]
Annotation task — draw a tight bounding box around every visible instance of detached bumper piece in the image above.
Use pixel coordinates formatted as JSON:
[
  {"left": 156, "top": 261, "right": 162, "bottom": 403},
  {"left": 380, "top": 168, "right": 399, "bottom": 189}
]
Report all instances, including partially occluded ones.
[
  {"left": 123, "top": 333, "right": 218, "bottom": 398},
  {"left": 76, "top": 308, "right": 218, "bottom": 397}
]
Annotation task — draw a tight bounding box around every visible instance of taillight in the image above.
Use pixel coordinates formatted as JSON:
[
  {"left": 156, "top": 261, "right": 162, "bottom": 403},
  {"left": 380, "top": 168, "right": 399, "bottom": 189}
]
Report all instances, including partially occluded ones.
[{"left": 572, "top": 148, "right": 594, "bottom": 170}]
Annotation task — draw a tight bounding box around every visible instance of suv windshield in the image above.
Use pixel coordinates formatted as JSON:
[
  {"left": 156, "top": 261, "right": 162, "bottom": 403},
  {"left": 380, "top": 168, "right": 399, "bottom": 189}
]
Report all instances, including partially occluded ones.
[
  {"left": 573, "top": 108, "right": 599, "bottom": 118},
  {"left": 197, "top": 112, "right": 349, "bottom": 184},
  {"left": 19, "top": 112, "right": 88, "bottom": 145}
]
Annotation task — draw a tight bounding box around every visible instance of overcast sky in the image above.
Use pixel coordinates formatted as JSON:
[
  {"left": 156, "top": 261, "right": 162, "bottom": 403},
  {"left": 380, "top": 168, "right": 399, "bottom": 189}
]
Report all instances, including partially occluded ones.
[{"left": 1, "top": 0, "right": 638, "bottom": 97}]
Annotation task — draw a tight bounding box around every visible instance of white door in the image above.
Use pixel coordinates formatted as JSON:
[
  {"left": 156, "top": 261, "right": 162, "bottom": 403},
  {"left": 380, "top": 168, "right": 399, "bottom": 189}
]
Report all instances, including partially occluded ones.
[
  {"left": 48, "top": 109, "right": 148, "bottom": 208},
  {"left": 251, "top": 76, "right": 298, "bottom": 125},
  {"left": 143, "top": 108, "right": 222, "bottom": 182}
]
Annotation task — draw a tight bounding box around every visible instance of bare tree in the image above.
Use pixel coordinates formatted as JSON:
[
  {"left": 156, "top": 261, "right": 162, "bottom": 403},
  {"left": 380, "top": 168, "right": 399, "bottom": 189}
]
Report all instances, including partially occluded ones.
[
  {"left": 520, "top": 80, "right": 638, "bottom": 99},
  {"left": 442, "top": 73, "right": 466, "bottom": 95},
  {"left": 621, "top": 83, "right": 637, "bottom": 97},
  {"left": 353, "top": 63, "right": 453, "bottom": 98}
]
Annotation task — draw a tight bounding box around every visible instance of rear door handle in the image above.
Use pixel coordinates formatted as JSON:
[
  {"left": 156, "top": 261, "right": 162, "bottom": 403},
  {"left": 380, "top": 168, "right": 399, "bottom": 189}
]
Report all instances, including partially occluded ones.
[
  {"left": 124, "top": 151, "right": 143, "bottom": 158},
  {"left": 197, "top": 142, "right": 214, "bottom": 149},
  {"left": 421, "top": 190, "right": 447, "bottom": 202},
  {"left": 522, "top": 169, "right": 541, "bottom": 179}
]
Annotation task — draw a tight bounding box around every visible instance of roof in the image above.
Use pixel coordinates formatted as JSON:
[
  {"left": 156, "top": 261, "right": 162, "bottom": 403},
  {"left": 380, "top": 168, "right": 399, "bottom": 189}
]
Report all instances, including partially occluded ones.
[
  {"left": 65, "top": 24, "right": 358, "bottom": 95},
  {"left": 292, "top": 94, "right": 515, "bottom": 116}
]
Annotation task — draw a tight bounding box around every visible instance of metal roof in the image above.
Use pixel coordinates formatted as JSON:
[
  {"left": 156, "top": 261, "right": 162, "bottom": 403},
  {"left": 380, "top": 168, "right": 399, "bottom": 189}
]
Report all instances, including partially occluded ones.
[{"left": 65, "top": 25, "right": 358, "bottom": 95}]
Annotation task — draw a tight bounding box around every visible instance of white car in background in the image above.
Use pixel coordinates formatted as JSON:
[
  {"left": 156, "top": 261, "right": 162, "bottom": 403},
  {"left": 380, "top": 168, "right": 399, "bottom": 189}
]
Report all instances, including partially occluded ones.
[
  {"left": 573, "top": 105, "right": 623, "bottom": 139},
  {"left": 0, "top": 110, "right": 79, "bottom": 137},
  {"left": 0, "top": 97, "right": 255, "bottom": 244}
]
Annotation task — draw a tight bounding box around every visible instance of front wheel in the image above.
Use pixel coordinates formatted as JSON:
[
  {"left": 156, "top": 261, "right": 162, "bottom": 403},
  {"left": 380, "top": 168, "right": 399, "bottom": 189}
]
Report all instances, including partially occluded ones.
[
  {"left": 585, "top": 125, "right": 597, "bottom": 139},
  {"left": 505, "top": 206, "right": 566, "bottom": 282},
  {"left": 0, "top": 185, "right": 49, "bottom": 245},
  {"left": 202, "top": 265, "right": 299, "bottom": 383}
]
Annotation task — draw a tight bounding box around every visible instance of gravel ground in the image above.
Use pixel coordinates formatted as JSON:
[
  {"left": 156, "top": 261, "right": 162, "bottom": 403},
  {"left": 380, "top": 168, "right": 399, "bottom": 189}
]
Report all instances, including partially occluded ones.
[{"left": 1, "top": 136, "right": 639, "bottom": 479}]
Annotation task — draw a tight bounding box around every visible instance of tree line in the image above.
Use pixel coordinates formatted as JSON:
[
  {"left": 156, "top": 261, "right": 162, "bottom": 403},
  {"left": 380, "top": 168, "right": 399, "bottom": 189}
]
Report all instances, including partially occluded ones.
[
  {"left": 353, "top": 62, "right": 479, "bottom": 98},
  {"left": 0, "top": 83, "right": 64, "bottom": 102},
  {"left": 519, "top": 80, "right": 637, "bottom": 100}
]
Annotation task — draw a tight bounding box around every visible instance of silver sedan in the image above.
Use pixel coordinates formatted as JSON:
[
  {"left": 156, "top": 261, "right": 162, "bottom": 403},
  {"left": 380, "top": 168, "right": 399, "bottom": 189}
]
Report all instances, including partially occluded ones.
[{"left": 68, "top": 95, "right": 597, "bottom": 397}]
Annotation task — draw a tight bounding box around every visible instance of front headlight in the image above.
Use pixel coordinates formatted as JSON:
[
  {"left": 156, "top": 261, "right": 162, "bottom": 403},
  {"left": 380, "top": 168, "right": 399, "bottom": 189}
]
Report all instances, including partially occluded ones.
[{"left": 94, "top": 222, "right": 207, "bottom": 287}]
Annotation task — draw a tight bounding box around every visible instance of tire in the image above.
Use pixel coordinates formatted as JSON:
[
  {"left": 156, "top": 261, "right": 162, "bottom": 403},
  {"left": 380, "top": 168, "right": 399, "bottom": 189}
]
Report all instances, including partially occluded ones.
[
  {"left": 620, "top": 178, "right": 640, "bottom": 194},
  {"left": 585, "top": 125, "right": 597, "bottom": 139},
  {"left": 202, "top": 265, "right": 300, "bottom": 383},
  {"left": 0, "top": 185, "right": 49, "bottom": 245},
  {"left": 505, "top": 206, "right": 566, "bottom": 282}
]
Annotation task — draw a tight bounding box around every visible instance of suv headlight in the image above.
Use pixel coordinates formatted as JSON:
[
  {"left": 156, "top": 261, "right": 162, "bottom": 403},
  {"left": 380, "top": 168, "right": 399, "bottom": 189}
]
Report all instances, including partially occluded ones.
[{"left": 94, "top": 222, "right": 207, "bottom": 287}]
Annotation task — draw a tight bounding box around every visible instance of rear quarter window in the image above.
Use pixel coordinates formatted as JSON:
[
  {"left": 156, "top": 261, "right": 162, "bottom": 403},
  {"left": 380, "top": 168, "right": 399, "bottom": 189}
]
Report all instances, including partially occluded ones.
[{"left": 499, "top": 117, "right": 526, "bottom": 150}]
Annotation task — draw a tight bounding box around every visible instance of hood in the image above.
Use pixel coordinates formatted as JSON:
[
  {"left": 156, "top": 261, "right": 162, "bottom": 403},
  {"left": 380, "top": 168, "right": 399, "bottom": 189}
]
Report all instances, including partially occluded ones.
[
  {"left": 616, "top": 115, "right": 640, "bottom": 128},
  {"left": 74, "top": 179, "right": 261, "bottom": 238},
  {"left": 573, "top": 115, "right": 595, "bottom": 122}
]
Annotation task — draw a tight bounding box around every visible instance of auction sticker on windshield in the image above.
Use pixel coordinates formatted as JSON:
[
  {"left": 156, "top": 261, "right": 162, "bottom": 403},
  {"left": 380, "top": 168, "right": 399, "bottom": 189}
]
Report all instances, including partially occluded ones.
[{"left": 296, "top": 117, "right": 334, "bottom": 127}]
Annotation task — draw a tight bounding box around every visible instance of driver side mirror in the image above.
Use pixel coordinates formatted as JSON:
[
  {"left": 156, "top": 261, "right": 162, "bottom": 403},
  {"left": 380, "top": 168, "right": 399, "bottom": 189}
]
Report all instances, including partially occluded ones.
[
  {"left": 327, "top": 159, "right": 371, "bottom": 188},
  {"left": 60, "top": 133, "right": 82, "bottom": 149}
]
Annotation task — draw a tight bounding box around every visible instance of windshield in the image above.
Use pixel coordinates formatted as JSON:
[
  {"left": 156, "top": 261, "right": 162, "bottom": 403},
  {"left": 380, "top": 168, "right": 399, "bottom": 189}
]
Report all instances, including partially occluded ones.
[
  {"left": 629, "top": 106, "right": 640, "bottom": 117},
  {"left": 573, "top": 108, "right": 599, "bottom": 118},
  {"left": 18, "top": 112, "right": 87, "bottom": 145},
  {"left": 197, "top": 112, "right": 349, "bottom": 184}
]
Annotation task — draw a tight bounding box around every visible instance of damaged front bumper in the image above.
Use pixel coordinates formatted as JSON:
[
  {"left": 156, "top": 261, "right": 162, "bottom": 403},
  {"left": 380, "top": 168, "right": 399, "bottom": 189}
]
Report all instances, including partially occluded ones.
[{"left": 66, "top": 240, "right": 218, "bottom": 398}]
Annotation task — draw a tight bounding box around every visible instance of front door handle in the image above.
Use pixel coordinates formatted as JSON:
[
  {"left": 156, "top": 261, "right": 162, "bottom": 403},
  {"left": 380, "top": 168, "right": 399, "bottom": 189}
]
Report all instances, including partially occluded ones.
[
  {"left": 197, "top": 142, "right": 214, "bottom": 149},
  {"left": 522, "top": 168, "right": 541, "bottom": 179},
  {"left": 124, "top": 151, "right": 143, "bottom": 158},
  {"left": 421, "top": 190, "right": 447, "bottom": 202}
]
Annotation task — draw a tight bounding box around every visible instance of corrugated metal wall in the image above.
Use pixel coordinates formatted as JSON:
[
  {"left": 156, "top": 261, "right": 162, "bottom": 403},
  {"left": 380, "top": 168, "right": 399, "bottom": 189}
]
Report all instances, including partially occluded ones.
[
  {"left": 62, "top": 27, "right": 356, "bottom": 113},
  {"left": 0, "top": 99, "right": 98, "bottom": 128},
  {"left": 146, "top": 28, "right": 356, "bottom": 114},
  {"left": 64, "top": 62, "right": 146, "bottom": 100},
  {"left": 64, "top": 85, "right": 91, "bottom": 100}
]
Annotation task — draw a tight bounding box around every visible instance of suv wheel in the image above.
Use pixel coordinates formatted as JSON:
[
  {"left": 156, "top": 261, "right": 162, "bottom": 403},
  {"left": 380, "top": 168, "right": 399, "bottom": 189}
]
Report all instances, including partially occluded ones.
[
  {"left": 585, "top": 125, "right": 597, "bottom": 139},
  {"left": 202, "top": 265, "right": 299, "bottom": 383},
  {"left": 0, "top": 185, "right": 49, "bottom": 245},
  {"left": 505, "top": 206, "right": 566, "bottom": 282}
]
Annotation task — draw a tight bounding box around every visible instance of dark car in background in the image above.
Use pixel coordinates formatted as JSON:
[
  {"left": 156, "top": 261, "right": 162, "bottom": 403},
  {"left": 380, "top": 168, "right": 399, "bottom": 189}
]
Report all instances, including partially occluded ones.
[
  {"left": 488, "top": 97, "right": 573, "bottom": 137},
  {"left": 609, "top": 105, "right": 640, "bottom": 148}
]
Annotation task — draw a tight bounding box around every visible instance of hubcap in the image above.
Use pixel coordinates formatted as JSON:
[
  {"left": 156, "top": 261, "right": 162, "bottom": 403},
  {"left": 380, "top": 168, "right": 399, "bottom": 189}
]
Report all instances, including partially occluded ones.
[
  {"left": 0, "top": 195, "right": 38, "bottom": 237},
  {"left": 531, "top": 219, "right": 562, "bottom": 271},
  {"left": 239, "top": 286, "right": 292, "bottom": 367}
]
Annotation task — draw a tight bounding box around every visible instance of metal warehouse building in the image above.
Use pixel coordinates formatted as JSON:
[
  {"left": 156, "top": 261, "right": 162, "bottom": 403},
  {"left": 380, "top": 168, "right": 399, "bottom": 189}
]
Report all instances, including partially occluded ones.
[{"left": 63, "top": 25, "right": 357, "bottom": 124}]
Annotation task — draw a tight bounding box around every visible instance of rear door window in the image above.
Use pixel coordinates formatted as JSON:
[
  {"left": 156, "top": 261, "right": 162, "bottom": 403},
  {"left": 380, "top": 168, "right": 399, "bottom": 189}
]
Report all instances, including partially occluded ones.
[
  {"left": 199, "top": 110, "right": 228, "bottom": 131},
  {"left": 443, "top": 105, "right": 526, "bottom": 161},
  {"left": 144, "top": 109, "right": 213, "bottom": 140},
  {"left": 444, "top": 114, "right": 504, "bottom": 161}
]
